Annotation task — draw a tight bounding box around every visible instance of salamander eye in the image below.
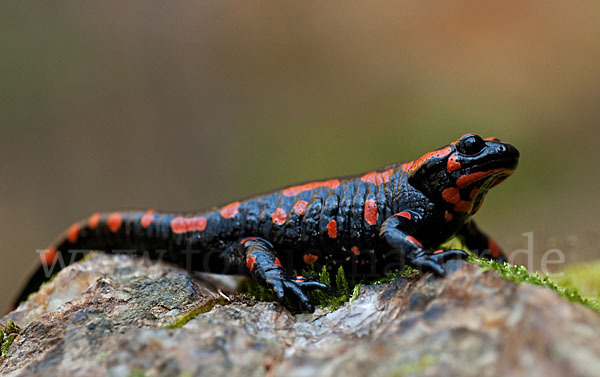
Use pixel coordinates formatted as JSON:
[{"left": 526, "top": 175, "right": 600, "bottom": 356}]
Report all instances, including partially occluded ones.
[{"left": 457, "top": 134, "right": 486, "bottom": 155}]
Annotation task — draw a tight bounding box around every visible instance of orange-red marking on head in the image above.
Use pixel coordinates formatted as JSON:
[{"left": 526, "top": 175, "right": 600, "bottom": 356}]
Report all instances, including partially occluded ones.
[
  {"left": 303, "top": 253, "right": 318, "bottom": 264},
  {"left": 447, "top": 154, "right": 461, "bottom": 173},
  {"left": 220, "top": 201, "right": 240, "bottom": 219},
  {"left": 107, "top": 212, "right": 123, "bottom": 233},
  {"left": 293, "top": 200, "right": 308, "bottom": 215},
  {"left": 360, "top": 168, "right": 394, "bottom": 185},
  {"left": 488, "top": 238, "right": 502, "bottom": 259},
  {"left": 41, "top": 247, "right": 58, "bottom": 266},
  {"left": 327, "top": 219, "right": 337, "bottom": 238},
  {"left": 364, "top": 199, "right": 378, "bottom": 225},
  {"left": 351, "top": 246, "right": 360, "bottom": 256},
  {"left": 469, "top": 187, "right": 480, "bottom": 200},
  {"left": 454, "top": 200, "right": 472, "bottom": 213},
  {"left": 282, "top": 179, "right": 341, "bottom": 197},
  {"left": 141, "top": 210, "right": 155, "bottom": 228},
  {"left": 88, "top": 213, "right": 101, "bottom": 229},
  {"left": 66, "top": 223, "right": 80, "bottom": 244},
  {"left": 246, "top": 256, "right": 256, "bottom": 271},
  {"left": 444, "top": 211, "right": 453, "bottom": 222},
  {"left": 406, "top": 235, "right": 423, "bottom": 248},
  {"left": 395, "top": 211, "right": 411, "bottom": 220},
  {"left": 409, "top": 146, "right": 452, "bottom": 173},
  {"left": 442, "top": 187, "right": 460, "bottom": 204},
  {"left": 456, "top": 168, "right": 505, "bottom": 189},
  {"left": 271, "top": 208, "right": 287, "bottom": 226}
]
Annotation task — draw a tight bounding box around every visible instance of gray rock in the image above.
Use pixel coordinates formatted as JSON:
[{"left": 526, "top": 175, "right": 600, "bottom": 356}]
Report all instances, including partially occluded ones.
[{"left": 2, "top": 253, "right": 600, "bottom": 377}]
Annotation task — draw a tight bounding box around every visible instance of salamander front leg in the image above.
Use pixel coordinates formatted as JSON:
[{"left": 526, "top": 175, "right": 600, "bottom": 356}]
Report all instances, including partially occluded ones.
[
  {"left": 240, "top": 237, "right": 330, "bottom": 312},
  {"left": 457, "top": 221, "right": 506, "bottom": 263},
  {"left": 380, "top": 211, "right": 468, "bottom": 275}
]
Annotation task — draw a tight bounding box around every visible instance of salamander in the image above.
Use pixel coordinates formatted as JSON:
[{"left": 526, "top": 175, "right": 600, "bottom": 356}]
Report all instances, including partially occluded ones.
[{"left": 12, "top": 133, "right": 519, "bottom": 312}]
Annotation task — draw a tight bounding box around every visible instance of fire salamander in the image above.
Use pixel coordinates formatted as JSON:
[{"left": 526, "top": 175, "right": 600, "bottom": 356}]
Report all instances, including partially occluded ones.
[{"left": 13, "top": 134, "right": 519, "bottom": 312}]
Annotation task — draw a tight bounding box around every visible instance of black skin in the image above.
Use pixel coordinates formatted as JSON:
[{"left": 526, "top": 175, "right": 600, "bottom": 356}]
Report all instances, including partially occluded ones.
[{"left": 13, "top": 134, "right": 519, "bottom": 312}]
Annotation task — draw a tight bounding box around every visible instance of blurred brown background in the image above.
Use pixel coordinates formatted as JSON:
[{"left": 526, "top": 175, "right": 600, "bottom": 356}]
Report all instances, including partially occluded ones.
[{"left": 1, "top": 1, "right": 599, "bottom": 309}]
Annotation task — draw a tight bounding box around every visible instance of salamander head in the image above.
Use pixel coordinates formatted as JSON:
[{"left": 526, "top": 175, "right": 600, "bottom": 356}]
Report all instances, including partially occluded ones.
[{"left": 407, "top": 133, "right": 519, "bottom": 216}]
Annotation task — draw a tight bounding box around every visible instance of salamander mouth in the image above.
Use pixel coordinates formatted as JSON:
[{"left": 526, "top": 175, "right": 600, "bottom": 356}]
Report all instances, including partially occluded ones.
[
  {"left": 456, "top": 166, "right": 514, "bottom": 189},
  {"left": 457, "top": 143, "right": 519, "bottom": 189}
]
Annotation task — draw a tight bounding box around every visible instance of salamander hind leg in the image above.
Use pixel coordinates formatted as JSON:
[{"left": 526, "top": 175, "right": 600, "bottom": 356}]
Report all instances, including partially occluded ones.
[{"left": 238, "top": 237, "right": 331, "bottom": 313}]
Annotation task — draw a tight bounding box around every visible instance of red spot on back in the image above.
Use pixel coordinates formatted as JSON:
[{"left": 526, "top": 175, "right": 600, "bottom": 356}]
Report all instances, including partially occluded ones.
[
  {"left": 220, "top": 202, "right": 240, "bottom": 219},
  {"left": 447, "top": 154, "right": 461, "bottom": 173},
  {"left": 303, "top": 253, "right": 318, "bottom": 264},
  {"left": 488, "top": 238, "right": 502, "bottom": 258},
  {"left": 189, "top": 216, "right": 207, "bottom": 232},
  {"left": 456, "top": 168, "right": 505, "bottom": 189},
  {"left": 327, "top": 219, "right": 337, "bottom": 238},
  {"left": 241, "top": 237, "right": 258, "bottom": 245},
  {"left": 282, "top": 179, "right": 340, "bottom": 197},
  {"left": 360, "top": 169, "right": 394, "bottom": 185},
  {"left": 406, "top": 235, "right": 423, "bottom": 248},
  {"left": 351, "top": 246, "right": 360, "bottom": 256},
  {"left": 88, "top": 213, "right": 101, "bottom": 229},
  {"left": 41, "top": 248, "right": 58, "bottom": 266},
  {"left": 292, "top": 200, "right": 308, "bottom": 215},
  {"left": 433, "top": 249, "right": 444, "bottom": 255},
  {"left": 274, "top": 257, "right": 283, "bottom": 267},
  {"left": 170, "top": 217, "right": 187, "bottom": 234},
  {"left": 271, "top": 208, "right": 287, "bottom": 226},
  {"left": 66, "top": 223, "right": 80, "bottom": 244},
  {"left": 442, "top": 187, "right": 460, "bottom": 204},
  {"left": 246, "top": 256, "right": 256, "bottom": 271},
  {"left": 169, "top": 216, "right": 207, "bottom": 234},
  {"left": 141, "top": 210, "right": 155, "bottom": 228},
  {"left": 107, "top": 213, "right": 123, "bottom": 233},
  {"left": 395, "top": 211, "right": 411, "bottom": 220},
  {"left": 364, "top": 199, "right": 379, "bottom": 225},
  {"left": 400, "top": 162, "right": 414, "bottom": 172}
]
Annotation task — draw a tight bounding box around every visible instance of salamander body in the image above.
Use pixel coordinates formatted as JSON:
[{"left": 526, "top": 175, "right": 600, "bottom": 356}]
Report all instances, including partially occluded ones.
[{"left": 13, "top": 134, "right": 519, "bottom": 312}]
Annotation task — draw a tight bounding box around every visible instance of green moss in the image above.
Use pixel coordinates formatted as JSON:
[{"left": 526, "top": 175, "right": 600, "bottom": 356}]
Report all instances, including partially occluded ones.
[
  {"left": 550, "top": 261, "right": 600, "bottom": 298},
  {"left": 469, "top": 256, "right": 600, "bottom": 313},
  {"left": 349, "top": 284, "right": 361, "bottom": 303},
  {"left": 388, "top": 354, "right": 436, "bottom": 377},
  {"left": 367, "top": 266, "right": 421, "bottom": 285},
  {"left": 239, "top": 263, "right": 424, "bottom": 312},
  {"left": 0, "top": 319, "right": 22, "bottom": 356},
  {"left": 163, "top": 298, "right": 229, "bottom": 329},
  {"left": 127, "top": 370, "right": 148, "bottom": 377}
]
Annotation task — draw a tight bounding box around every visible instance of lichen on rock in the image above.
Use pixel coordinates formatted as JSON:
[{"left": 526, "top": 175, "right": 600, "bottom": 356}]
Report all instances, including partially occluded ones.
[{"left": 2, "top": 253, "right": 600, "bottom": 377}]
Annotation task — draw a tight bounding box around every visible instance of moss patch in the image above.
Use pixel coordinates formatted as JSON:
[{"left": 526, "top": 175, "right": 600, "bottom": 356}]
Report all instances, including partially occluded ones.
[
  {"left": 388, "top": 354, "right": 436, "bottom": 377},
  {"left": 239, "top": 264, "right": 421, "bottom": 312},
  {"left": 469, "top": 256, "right": 600, "bottom": 313},
  {"left": 0, "top": 319, "right": 22, "bottom": 356},
  {"left": 163, "top": 298, "right": 230, "bottom": 329},
  {"left": 550, "top": 261, "right": 600, "bottom": 299}
]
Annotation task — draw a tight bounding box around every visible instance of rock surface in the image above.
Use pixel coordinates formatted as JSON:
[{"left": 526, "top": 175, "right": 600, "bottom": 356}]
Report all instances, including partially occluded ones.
[{"left": 2, "top": 253, "right": 600, "bottom": 377}]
